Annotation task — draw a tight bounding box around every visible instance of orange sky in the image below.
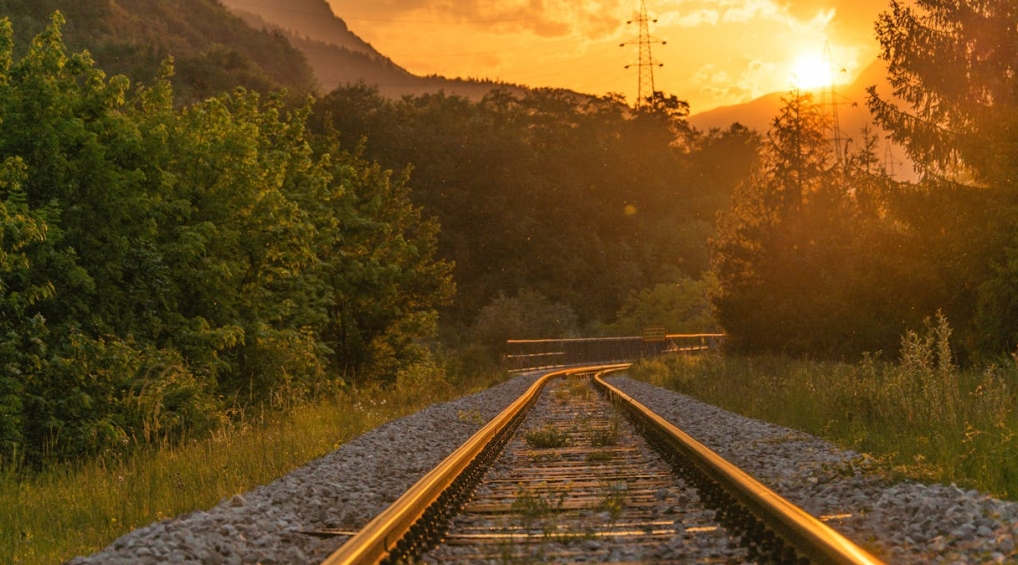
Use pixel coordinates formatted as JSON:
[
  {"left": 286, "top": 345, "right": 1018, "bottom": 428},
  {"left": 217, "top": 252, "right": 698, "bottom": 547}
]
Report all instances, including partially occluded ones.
[{"left": 325, "top": 0, "right": 892, "bottom": 113}]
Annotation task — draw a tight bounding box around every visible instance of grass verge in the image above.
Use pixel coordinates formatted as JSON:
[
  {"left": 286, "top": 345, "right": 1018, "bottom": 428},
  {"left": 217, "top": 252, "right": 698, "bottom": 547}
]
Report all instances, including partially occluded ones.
[
  {"left": 0, "top": 363, "right": 504, "bottom": 565},
  {"left": 630, "top": 316, "right": 1018, "bottom": 499}
]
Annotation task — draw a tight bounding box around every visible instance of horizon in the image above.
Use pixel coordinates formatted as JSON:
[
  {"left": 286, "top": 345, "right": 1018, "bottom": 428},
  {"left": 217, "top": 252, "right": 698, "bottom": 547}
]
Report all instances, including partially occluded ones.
[{"left": 325, "top": 0, "right": 891, "bottom": 114}]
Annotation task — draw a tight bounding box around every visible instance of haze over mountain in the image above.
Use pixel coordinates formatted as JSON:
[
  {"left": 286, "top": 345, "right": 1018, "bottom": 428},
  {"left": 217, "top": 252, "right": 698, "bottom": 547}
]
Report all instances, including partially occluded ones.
[
  {"left": 689, "top": 59, "right": 916, "bottom": 180},
  {"left": 220, "top": 0, "right": 377, "bottom": 56}
]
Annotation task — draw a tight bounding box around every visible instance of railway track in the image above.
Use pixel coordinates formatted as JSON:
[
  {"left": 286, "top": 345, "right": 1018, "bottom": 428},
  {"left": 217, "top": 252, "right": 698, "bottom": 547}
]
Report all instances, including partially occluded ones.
[{"left": 319, "top": 366, "right": 886, "bottom": 565}]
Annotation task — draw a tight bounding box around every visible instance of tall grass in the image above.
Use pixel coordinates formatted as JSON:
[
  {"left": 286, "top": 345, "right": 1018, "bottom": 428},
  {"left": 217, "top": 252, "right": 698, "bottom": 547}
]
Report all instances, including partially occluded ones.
[
  {"left": 0, "top": 361, "right": 503, "bottom": 565},
  {"left": 632, "top": 314, "right": 1018, "bottom": 498}
]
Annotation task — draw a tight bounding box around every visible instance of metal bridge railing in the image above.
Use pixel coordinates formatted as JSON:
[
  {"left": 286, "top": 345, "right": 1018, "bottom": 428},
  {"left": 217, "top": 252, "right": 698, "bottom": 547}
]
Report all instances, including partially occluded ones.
[{"left": 505, "top": 333, "right": 724, "bottom": 373}]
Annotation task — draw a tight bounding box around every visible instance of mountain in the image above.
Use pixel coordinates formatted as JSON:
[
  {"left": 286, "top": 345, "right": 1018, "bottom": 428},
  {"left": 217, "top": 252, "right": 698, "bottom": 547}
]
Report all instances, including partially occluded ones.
[
  {"left": 0, "top": 0, "right": 318, "bottom": 103},
  {"left": 219, "top": 0, "right": 378, "bottom": 57},
  {"left": 219, "top": 0, "right": 524, "bottom": 100},
  {"left": 690, "top": 59, "right": 917, "bottom": 180}
]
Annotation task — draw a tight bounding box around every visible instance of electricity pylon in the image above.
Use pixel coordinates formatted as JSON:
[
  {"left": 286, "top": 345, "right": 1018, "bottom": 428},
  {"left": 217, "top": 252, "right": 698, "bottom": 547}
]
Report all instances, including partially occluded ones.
[
  {"left": 819, "top": 40, "right": 845, "bottom": 168},
  {"left": 621, "top": 0, "right": 665, "bottom": 108}
]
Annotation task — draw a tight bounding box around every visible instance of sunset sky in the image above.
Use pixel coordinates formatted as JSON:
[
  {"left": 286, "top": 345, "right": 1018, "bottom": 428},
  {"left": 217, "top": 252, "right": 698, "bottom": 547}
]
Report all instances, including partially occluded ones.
[{"left": 325, "top": 0, "right": 893, "bottom": 113}]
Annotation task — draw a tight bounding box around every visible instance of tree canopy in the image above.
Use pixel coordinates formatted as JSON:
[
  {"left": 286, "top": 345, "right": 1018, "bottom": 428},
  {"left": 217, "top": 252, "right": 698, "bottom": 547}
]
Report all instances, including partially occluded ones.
[
  {"left": 711, "top": 0, "right": 1018, "bottom": 360},
  {"left": 0, "top": 14, "right": 452, "bottom": 465},
  {"left": 869, "top": 0, "right": 1018, "bottom": 356},
  {"left": 313, "top": 85, "right": 752, "bottom": 335}
]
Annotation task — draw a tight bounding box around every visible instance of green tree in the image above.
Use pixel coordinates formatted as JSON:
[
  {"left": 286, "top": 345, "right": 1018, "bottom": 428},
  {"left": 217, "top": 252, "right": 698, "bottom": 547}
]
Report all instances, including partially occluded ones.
[
  {"left": 0, "top": 157, "right": 52, "bottom": 457},
  {"left": 711, "top": 91, "right": 838, "bottom": 353},
  {"left": 869, "top": 0, "right": 1017, "bottom": 186},
  {"left": 312, "top": 140, "right": 455, "bottom": 381},
  {"left": 607, "top": 276, "right": 717, "bottom": 336},
  {"left": 0, "top": 14, "right": 457, "bottom": 464},
  {"left": 470, "top": 290, "right": 579, "bottom": 359},
  {"left": 313, "top": 85, "right": 713, "bottom": 332},
  {"left": 869, "top": 0, "right": 1018, "bottom": 356}
]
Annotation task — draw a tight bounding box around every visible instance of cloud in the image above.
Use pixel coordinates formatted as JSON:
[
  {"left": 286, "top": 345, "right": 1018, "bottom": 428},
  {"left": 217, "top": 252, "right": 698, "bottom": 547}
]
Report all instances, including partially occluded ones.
[{"left": 662, "top": 9, "right": 720, "bottom": 27}]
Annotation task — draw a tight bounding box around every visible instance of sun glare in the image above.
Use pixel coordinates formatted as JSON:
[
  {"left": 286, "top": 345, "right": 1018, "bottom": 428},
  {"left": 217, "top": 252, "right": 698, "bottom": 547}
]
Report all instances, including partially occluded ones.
[{"left": 790, "top": 54, "right": 834, "bottom": 91}]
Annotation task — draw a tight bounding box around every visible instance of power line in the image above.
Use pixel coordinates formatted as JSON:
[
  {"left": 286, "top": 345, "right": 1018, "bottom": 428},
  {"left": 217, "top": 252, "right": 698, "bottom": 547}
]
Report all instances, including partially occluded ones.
[
  {"left": 820, "top": 40, "right": 845, "bottom": 168},
  {"left": 620, "top": 0, "right": 665, "bottom": 108}
]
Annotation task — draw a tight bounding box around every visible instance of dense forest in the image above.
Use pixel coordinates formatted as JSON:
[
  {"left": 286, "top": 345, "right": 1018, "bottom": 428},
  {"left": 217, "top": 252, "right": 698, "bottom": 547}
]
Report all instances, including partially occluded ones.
[
  {"left": 1, "top": 0, "right": 1016, "bottom": 467},
  {"left": 311, "top": 87, "right": 754, "bottom": 334},
  {"left": 0, "top": 10, "right": 748, "bottom": 466}
]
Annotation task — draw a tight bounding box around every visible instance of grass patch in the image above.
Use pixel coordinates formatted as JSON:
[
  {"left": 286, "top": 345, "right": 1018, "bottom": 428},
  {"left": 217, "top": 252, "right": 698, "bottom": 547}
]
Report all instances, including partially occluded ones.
[
  {"left": 588, "top": 415, "right": 620, "bottom": 448},
  {"left": 511, "top": 483, "right": 566, "bottom": 520},
  {"left": 591, "top": 478, "right": 626, "bottom": 521},
  {"left": 586, "top": 450, "right": 614, "bottom": 463},
  {"left": 630, "top": 314, "right": 1018, "bottom": 498},
  {"left": 523, "top": 425, "right": 571, "bottom": 449},
  {"left": 1, "top": 364, "right": 505, "bottom": 565},
  {"left": 510, "top": 482, "right": 571, "bottom": 543}
]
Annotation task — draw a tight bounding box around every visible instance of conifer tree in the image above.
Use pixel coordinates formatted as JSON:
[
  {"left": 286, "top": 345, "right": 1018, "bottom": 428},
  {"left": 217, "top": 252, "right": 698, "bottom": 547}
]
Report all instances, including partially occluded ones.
[
  {"left": 868, "top": 0, "right": 1017, "bottom": 187},
  {"left": 869, "top": 0, "right": 1018, "bottom": 354},
  {"left": 711, "top": 91, "right": 835, "bottom": 352}
]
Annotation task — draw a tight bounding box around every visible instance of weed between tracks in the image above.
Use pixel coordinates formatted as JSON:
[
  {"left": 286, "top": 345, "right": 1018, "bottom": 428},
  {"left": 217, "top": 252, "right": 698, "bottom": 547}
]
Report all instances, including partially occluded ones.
[
  {"left": 511, "top": 483, "right": 568, "bottom": 522},
  {"left": 588, "top": 414, "right": 620, "bottom": 448},
  {"left": 523, "top": 425, "right": 571, "bottom": 449},
  {"left": 595, "top": 479, "right": 627, "bottom": 521},
  {"left": 631, "top": 314, "right": 1018, "bottom": 499},
  {"left": 586, "top": 450, "right": 614, "bottom": 463}
]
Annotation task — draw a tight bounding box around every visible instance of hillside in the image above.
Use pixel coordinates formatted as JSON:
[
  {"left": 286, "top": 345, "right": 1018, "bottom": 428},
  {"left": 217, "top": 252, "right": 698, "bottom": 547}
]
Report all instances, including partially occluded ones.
[
  {"left": 220, "top": 0, "right": 525, "bottom": 99},
  {"left": 219, "top": 0, "right": 377, "bottom": 55},
  {"left": 0, "top": 0, "right": 318, "bottom": 102}
]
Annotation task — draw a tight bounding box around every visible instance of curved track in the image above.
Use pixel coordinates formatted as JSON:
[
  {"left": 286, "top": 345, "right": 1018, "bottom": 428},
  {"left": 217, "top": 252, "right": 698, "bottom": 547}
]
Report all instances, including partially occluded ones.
[{"left": 321, "top": 366, "right": 885, "bottom": 565}]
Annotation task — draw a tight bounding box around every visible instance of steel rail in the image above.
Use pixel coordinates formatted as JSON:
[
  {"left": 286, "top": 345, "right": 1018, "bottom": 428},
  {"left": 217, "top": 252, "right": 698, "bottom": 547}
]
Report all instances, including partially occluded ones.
[
  {"left": 593, "top": 374, "right": 886, "bottom": 565},
  {"left": 505, "top": 333, "right": 725, "bottom": 344},
  {"left": 319, "top": 364, "right": 630, "bottom": 565}
]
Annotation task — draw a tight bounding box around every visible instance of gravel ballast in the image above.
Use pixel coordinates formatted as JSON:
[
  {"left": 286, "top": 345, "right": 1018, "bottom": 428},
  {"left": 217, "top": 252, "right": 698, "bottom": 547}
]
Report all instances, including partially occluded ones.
[
  {"left": 609, "top": 376, "right": 1018, "bottom": 564},
  {"left": 69, "top": 372, "right": 1018, "bottom": 564}
]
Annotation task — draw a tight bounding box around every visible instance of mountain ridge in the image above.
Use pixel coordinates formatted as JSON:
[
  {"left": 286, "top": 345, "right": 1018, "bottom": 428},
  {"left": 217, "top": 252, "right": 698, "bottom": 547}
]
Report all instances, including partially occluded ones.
[
  {"left": 0, "top": 0, "right": 318, "bottom": 103},
  {"left": 219, "top": 0, "right": 380, "bottom": 57},
  {"left": 219, "top": 0, "right": 526, "bottom": 100}
]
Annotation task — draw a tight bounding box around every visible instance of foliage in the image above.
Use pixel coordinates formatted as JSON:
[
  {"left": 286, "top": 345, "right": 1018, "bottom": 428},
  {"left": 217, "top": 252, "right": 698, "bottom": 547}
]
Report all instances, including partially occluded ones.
[
  {"left": 313, "top": 86, "right": 752, "bottom": 334},
  {"left": 869, "top": 0, "right": 1018, "bottom": 357},
  {"left": 0, "top": 0, "right": 317, "bottom": 105},
  {"left": 470, "top": 290, "right": 579, "bottom": 360},
  {"left": 0, "top": 14, "right": 453, "bottom": 465},
  {"left": 701, "top": 0, "right": 1018, "bottom": 361},
  {"left": 632, "top": 316, "right": 1018, "bottom": 498},
  {"left": 868, "top": 0, "right": 1017, "bottom": 187},
  {"left": 713, "top": 92, "right": 851, "bottom": 354},
  {"left": 708, "top": 86, "right": 990, "bottom": 358},
  {"left": 606, "top": 276, "right": 717, "bottom": 336},
  {"left": 523, "top": 424, "right": 571, "bottom": 449}
]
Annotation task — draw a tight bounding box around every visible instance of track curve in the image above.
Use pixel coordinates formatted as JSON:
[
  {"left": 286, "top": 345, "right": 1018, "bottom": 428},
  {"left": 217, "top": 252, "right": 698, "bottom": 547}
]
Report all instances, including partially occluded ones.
[{"left": 321, "top": 366, "right": 885, "bottom": 565}]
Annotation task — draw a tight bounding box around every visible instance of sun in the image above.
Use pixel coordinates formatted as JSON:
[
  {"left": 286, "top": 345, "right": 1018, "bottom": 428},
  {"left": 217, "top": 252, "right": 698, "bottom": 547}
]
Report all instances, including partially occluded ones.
[{"left": 790, "top": 53, "right": 834, "bottom": 91}]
